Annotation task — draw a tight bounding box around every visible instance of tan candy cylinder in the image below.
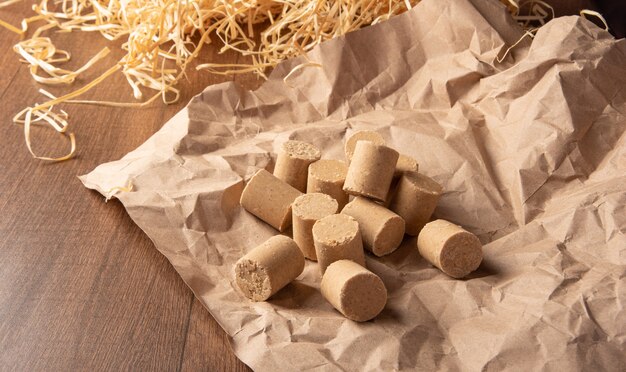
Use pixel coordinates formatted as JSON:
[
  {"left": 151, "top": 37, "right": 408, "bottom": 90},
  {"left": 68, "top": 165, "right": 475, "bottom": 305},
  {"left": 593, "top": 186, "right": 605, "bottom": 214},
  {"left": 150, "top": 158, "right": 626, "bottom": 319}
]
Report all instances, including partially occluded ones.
[
  {"left": 341, "top": 197, "right": 405, "bottom": 256},
  {"left": 343, "top": 141, "right": 399, "bottom": 202},
  {"left": 321, "top": 260, "right": 387, "bottom": 322},
  {"left": 307, "top": 160, "right": 349, "bottom": 210},
  {"left": 312, "top": 214, "right": 365, "bottom": 274},
  {"left": 344, "top": 130, "right": 385, "bottom": 162},
  {"left": 383, "top": 156, "right": 420, "bottom": 206},
  {"left": 292, "top": 193, "right": 338, "bottom": 261},
  {"left": 235, "top": 235, "right": 305, "bottom": 301},
  {"left": 389, "top": 172, "right": 443, "bottom": 236},
  {"left": 417, "top": 219, "right": 482, "bottom": 278},
  {"left": 240, "top": 169, "right": 302, "bottom": 232},
  {"left": 383, "top": 154, "right": 420, "bottom": 206},
  {"left": 274, "top": 140, "right": 321, "bottom": 192},
  {"left": 393, "top": 154, "right": 419, "bottom": 178}
]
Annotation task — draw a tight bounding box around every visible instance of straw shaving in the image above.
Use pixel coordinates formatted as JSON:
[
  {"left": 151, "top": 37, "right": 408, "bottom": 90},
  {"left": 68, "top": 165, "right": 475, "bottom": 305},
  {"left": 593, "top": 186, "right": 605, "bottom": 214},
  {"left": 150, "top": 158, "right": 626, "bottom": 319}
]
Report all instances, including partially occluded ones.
[
  {"left": 580, "top": 9, "right": 609, "bottom": 31},
  {"left": 0, "top": 0, "right": 572, "bottom": 161}
]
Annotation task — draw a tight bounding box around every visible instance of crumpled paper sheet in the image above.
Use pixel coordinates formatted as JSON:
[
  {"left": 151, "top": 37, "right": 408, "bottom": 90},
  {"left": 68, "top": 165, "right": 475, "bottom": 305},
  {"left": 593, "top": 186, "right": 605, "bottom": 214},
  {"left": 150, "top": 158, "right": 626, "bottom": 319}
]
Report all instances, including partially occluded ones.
[{"left": 80, "top": 0, "right": 626, "bottom": 370}]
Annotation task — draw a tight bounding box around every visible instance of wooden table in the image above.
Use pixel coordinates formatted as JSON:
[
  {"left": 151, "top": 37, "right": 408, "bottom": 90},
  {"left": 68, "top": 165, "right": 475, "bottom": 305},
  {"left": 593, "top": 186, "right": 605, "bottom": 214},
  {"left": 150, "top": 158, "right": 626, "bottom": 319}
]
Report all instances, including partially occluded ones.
[{"left": 0, "top": 1, "right": 590, "bottom": 370}]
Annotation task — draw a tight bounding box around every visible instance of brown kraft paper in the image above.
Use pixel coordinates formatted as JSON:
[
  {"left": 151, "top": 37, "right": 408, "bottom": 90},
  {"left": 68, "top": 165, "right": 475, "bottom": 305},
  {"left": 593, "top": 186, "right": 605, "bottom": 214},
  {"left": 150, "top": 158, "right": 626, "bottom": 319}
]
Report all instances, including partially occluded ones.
[{"left": 80, "top": 0, "right": 626, "bottom": 370}]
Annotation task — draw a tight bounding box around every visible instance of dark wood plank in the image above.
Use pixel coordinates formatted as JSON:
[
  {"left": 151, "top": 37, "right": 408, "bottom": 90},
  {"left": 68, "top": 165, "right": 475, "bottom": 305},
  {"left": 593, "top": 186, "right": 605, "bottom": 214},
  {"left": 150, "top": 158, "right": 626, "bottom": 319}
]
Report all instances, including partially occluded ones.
[
  {"left": 0, "top": 1, "right": 592, "bottom": 371},
  {"left": 0, "top": 1, "right": 30, "bottom": 94},
  {"left": 0, "top": 4, "right": 250, "bottom": 371}
]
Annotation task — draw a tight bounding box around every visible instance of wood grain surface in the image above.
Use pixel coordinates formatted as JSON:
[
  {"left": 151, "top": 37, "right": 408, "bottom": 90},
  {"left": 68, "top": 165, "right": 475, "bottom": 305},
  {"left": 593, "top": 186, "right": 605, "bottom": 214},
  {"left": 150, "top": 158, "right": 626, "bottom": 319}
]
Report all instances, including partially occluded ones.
[{"left": 0, "top": 1, "right": 592, "bottom": 371}]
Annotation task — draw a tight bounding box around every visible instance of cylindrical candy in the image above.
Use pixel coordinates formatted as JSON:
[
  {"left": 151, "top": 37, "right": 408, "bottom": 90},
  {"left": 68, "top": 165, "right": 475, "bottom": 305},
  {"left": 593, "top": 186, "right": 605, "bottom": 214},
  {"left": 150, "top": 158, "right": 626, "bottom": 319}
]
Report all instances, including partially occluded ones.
[
  {"left": 312, "top": 214, "right": 365, "bottom": 273},
  {"left": 341, "top": 197, "right": 405, "bottom": 256},
  {"left": 292, "top": 193, "right": 338, "bottom": 261},
  {"left": 384, "top": 155, "right": 419, "bottom": 206},
  {"left": 393, "top": 154, "right": 419, "bottom": 178},
  {"left": 389, "top": 172, "right": 443, "bottom": 236},
  {"left": 344, "top": 130, "right": 385, "bottom": 162},
  {"left": 240, "top": 169, "right": 302, "bottom": 232},
  {"left": 273, "top": 140, "right": 321, "bottom": 192},
  {"left": 343, "top": 141, "right": 399, "bottom": 202},
  {"left": 235, "top": 235, "right": 305, "bottom": 301},
  {"left": 307, "top": 159, "right": 349, "bottom": 210},
  {"left": 417, "top": 219, "right": 482, "bottom": 278},
  {"left": 321, "top": 260, "right": 387, "bottom": 322}
]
